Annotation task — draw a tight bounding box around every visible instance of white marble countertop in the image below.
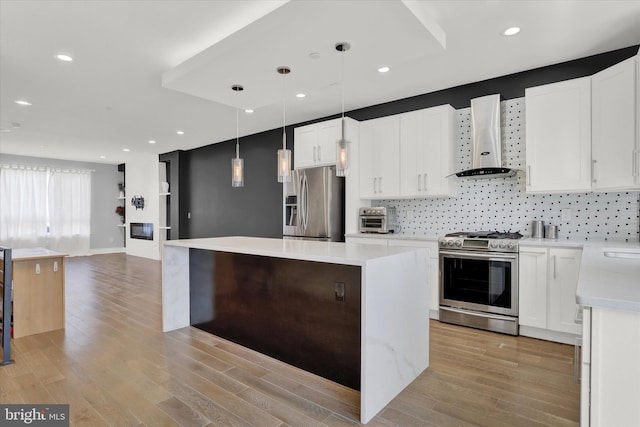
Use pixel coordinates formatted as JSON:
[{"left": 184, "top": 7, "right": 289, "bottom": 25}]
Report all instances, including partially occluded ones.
[
  {"left": 163, "top": 236, "right": 426, "bottom": 266},
  {"left": 519, "top": 236, "right": 637, "bottom": 248},
  {"left": 576, "top": 241, "right": 640, "bottom": 312},
  {"left": 345, "top": 233, "right": 440, "bottom": 242}
]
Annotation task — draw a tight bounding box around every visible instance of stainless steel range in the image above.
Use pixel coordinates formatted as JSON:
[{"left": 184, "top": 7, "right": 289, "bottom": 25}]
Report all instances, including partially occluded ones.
[{"left": 439, "top": 231, "right": 523, "bottom": 335}]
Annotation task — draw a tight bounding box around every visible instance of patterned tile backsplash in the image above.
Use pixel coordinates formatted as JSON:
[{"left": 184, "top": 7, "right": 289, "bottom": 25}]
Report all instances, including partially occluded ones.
[{"left": 379, "top": 98, "right": 640, "bottom": 241}]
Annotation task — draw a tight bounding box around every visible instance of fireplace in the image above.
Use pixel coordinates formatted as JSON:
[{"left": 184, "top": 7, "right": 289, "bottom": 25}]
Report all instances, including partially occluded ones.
[{"left": 130, "top": 222, "right": 153, "bottom": 240}]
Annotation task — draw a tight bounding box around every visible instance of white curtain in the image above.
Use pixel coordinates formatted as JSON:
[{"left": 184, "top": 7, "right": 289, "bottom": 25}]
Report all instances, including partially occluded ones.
[
  {"left": 0, "top": 166, "right": 49, "bottom": 248},
  {"left": 48, "top": 170, "right": 92, "bottom": 255}
]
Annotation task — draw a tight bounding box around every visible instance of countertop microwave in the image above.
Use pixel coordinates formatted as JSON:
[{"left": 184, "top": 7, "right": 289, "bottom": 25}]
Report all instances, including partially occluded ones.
[{"left": 358, "top": 207, "right": 398, "bottom": 234}]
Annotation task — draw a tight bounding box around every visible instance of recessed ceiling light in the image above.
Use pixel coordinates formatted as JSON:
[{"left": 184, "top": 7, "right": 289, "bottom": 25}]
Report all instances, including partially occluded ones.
[
  {"left": 176, "top": 130, "right": 184, "bottom": 135},
  {"left": 55, "top": 54, "right": 73, "bottom": 62},
  {"left": 503, "top": 27, "right": 521, "bottom": 36},
  {"left": 296, "top": 93, "right": 306, "bottom": 98},
  {"left": 0, "top": 128, "right": 11, "bottom": 133},
  {"left": 123, "top": 148, "right": 130, "bottom": 152},
  {"left": 148, "top": 140, "right": 156, "bottom": 144},
  {"left": 244, "top": 109, "right": 254, "bottom": 114},
  {"left": 99, "top": 155, "right": 106, "bottom": 159},
  {"left": 378, "top": 66, "right": 390, "bottom": 73},
  {"left": 14, "top": 100, "right": 32, "bottom": 106}
]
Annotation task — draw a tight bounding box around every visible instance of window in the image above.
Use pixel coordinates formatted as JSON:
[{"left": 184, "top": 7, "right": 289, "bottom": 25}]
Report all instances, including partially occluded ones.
[{"left": 0, "top": 166, "right": 92, "bottom": 254}]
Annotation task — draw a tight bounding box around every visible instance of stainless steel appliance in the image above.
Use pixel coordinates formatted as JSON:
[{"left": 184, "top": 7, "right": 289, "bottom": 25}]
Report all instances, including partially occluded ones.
[
  {"left": 358, "top": 207, "right": 398, "bottom": 234},
  {"left": 455, "top": 94, "right": 517, "bottom": 178},
  {"left": 439, "top": 231, "right": 523, "bottom": 335},
  {"left": 283, "top": 166, "right": 344, "bottom": 241}
]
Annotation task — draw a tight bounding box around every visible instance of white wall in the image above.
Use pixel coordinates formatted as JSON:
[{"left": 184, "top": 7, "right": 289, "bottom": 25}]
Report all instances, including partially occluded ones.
[
  {"left": 0, "top": 153, "right": 125, "bottom": 254},
  {"left": 125, "top": 153, "right": 161, "bottom": 260}
]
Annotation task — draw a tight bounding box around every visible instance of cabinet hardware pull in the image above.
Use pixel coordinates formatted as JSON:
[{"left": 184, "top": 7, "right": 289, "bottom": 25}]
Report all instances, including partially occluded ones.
[
  {"left": 373, "top": 177, "right": 377, "bottom": 193},
  {"left": 423, "top": 173, "right": 428, "bottom": 193},
  {"left": 527, "top": 165, "right": 531, "bottom": 186},
  {"left": 418, "top": 174, "right": 422, "bottom": 191},
  {"left": 633, "top": 149, "right": 638, "bottom": 177},
  {"left": 313, "top": 146, "right": 317, "bottom": 162},
  {"left": 317, "top": 145, "right": 321, "bottom": 162},
  {"left": 592, "top": 159, "right": 597, "bottom": 183},
  {"left": 552, "top": 255, "right": 557, "bottom": 279}
]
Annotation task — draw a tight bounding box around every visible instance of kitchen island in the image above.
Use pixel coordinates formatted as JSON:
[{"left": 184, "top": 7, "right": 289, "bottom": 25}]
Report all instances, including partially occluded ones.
[
  {"left": 575, "top": 241, "right": 640, "bottom": 427},
  {"left": 162, "top": 236, "right": 429, "bottom": 424},
  {"left": 0, "top": 247, "right": 66, "bottom": 338}
]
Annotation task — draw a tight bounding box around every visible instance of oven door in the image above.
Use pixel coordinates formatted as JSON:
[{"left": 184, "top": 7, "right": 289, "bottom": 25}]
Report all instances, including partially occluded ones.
[{"left": 439, "top": 250, "right": 518, "bottom": 317}]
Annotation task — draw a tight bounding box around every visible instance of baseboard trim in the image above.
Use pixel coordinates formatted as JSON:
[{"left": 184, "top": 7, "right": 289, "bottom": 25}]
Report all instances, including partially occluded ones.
[
  {"left": 88, "top": 247, "right": 126, "bottom": 255},
  {"left": 519, "top": 325, "right": 579, "bottom": 345}
]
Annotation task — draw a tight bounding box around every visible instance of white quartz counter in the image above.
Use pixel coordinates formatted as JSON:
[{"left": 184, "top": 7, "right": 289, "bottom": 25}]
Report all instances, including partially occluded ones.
[
  {"left": 164, "top": 236, "right": 428, "bottom": 266},
  {"left": 576, "top": 241, "right": 640, "bottom": 312},
  {"left": 520, "top": 237, "right": 640, "bottom": 311},
  {"left": 345, "top": 233, "right": 440, "bottom": 242}
]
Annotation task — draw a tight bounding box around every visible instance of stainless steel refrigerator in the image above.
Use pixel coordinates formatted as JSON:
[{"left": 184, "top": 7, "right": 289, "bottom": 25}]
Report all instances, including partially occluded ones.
[{"left": 283, "top": 166, "right": 345, "bottom": 242}]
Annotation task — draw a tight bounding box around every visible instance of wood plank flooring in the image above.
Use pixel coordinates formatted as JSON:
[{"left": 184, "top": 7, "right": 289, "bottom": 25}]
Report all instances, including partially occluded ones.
[{"left": 0, "top": 253, "right": 580, "bottom": 426}]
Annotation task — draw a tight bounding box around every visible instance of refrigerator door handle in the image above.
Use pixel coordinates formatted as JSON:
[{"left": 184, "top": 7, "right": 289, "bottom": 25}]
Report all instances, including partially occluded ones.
[
  {"left": 303, "top": 173, "right": 309, "bottom": 231},
  {"left": 298, "top": 174, "right": 304, "bottom": 234}
]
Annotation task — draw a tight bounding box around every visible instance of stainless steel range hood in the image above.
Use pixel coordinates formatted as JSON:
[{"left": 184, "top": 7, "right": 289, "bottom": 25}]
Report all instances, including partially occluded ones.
[{"left": 456, "top": 94, "right": 516, "bottom": 178}]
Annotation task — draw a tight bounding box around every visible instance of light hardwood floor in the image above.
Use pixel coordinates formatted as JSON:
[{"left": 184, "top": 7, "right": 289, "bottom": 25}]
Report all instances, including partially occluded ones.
[{"left": 0, "top": 253, "right": 580, "bottom": 426}]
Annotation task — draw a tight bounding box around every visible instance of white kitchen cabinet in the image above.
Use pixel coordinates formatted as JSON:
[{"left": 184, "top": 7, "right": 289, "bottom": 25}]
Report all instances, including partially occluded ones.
[
  {"left": 525, "top": 77, "right": 592, "bottom": 193},
  {"left": 399, "top": 105, "right": 455, "bottom": 198},
  {"left": 592, "top": 57, "right": 639, "bottom": 191},
  {"left": 518, "top": 247, "right": 548, "bottom": 329},
  {"left": 294, "top": 118, "right": 351, "bottom": 169},
  {"left": 581, "top": 306, "right": 640, "bottom": 427},
  {"left": 518, "top": 245, "right": 582, "bottom": 341},
  {"left": 359, "top": 116, "right": 400, "bottom": 199},
  {"left": 548, "top": 248, "right": 582, "bottom": 334}
]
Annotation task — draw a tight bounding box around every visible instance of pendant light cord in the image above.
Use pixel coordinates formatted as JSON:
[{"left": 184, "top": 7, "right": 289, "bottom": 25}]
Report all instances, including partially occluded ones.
[
  {"left": 341, "top": 49, "right": 345, "bottom": 121},
  {"left": 282, "top": 71, "right": 286, "bottom": 150},
  {"left": 235, "top": 107, "right": 240, "bottom": 159},
  {"left": 340, "top": 46, "right": 346, "bottom": 140}
]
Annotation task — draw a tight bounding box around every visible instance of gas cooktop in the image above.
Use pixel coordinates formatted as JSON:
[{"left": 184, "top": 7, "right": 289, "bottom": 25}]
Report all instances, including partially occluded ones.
[
  {"left": 440, "top": 231, "right": 523, "bottom": 252},
  {"left": 445, "top": 231, "right": 524, "bottom": 240}
]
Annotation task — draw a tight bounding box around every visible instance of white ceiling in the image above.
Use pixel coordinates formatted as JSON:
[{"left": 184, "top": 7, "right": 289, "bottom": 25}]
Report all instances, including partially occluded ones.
[{"left": 1, "top": 0, "right": 639, "bottom": 165}]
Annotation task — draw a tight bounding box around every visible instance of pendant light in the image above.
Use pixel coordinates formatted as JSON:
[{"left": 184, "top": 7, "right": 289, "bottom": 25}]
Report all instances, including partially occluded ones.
[
  {"left": 277, "top": 66, "right": 292, "bottom": 183},
  {"left": 335, "top": 42, "right": 351, "bottom": 177},
  {"left": 231, "top": 84, "right": 244, "bottom": 187}
]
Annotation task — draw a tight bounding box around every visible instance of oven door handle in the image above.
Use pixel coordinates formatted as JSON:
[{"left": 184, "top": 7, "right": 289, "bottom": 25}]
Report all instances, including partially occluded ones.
[{"left": 439, "top": 250, "right": 518, "bottom": 261}]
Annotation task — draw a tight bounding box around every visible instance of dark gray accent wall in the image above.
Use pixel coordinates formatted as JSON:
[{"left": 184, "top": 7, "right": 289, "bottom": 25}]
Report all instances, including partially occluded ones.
[
  {"left": 178, "top": 127, "right": 291, "bottom": 239},
  {"left": 163, "top": 45, "right": 639, "bottom": 240}
]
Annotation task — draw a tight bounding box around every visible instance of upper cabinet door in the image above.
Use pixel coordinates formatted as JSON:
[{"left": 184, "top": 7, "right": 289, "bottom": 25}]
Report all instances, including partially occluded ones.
[
  {"left": 525, "top": 77, "right": 592, "bottom": 193},
  {"left": 358, "top": 116, "right": 400, "bottom": 199},
  {"left": 592, "top": 57, "right": 639, "bottom": 191},
  {"left": 399, "top": 105, "right": 455, "bottom": 198},
  {"left": 316, "top": 119, "right": 341, "bottom": 167},
  {"left": 293, "top": 118, "right": 341, "bottom": 169},
  {"left": 399, "top": 110, "right": 424, "bottom": 197},
  {"left": 422, "top": 105, "right": 455, "bottom": 197},
  {"left": 294, "top": 124, "right": 319, "bottom": 169}
]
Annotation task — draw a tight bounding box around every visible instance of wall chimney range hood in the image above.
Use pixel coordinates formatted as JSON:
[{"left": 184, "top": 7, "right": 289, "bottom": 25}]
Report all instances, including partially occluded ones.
[{"left": 455, "top": 94, "right": 517, "bottom": 178}]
